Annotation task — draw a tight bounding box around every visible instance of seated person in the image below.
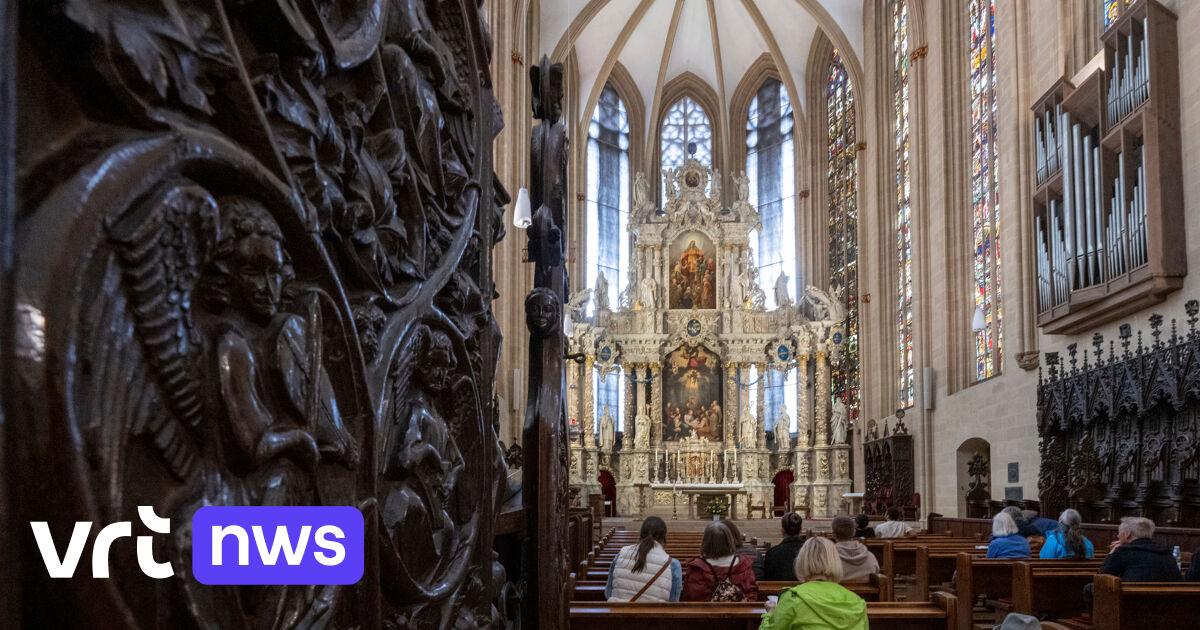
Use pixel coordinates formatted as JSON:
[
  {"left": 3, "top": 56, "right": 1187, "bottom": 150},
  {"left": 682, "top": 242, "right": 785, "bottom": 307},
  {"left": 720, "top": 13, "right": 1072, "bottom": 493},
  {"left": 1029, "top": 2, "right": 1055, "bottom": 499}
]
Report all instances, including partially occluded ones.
[
  {"left": 854, "top": 513, "right": 874, "bottom": 539},
  {"left": 763, "top": 512, "right": 806, "bottom": 581},
  {"left": 758, "top": 537, "right": 868, "bottom": 630},
  {"left": 725, "top": 519, "right": 766, "bottom": 580},
  {"left": 1021, "top": 509, "right": 1060, "bottom": 537},
  {"left": 873, "top": 507, "right": 913, "bottom": 538},
  {"left": 1038, "top": 508, "right": 1094, "bottom": 559},
  {"left": 681, "top": 521, "right": 758, "bottom": 601},
  {"left": 1084, "top": 516, "right": 1179, "bottom": 607},
  {"left": 831, "top": 514, "right": 879, "bottom": 582},
  {"left": 605, "top": 516, "right": 682, "bottom": 602},
  {"left": 987, "top": 512, "right": 1031, "bottom": 559}
]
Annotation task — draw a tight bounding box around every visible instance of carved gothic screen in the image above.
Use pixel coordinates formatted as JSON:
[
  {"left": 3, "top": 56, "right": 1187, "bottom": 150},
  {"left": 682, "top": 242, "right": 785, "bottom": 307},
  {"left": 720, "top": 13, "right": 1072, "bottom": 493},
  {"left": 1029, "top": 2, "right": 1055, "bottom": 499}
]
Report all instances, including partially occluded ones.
[
  {"left": 586, "top": 83, "right": 631, "bottom": 313},
  {"left": 1038, "top": 305, "right": 1200, "bottom": 528},
  {"left": 892, "top": 0, "right": 915, "bottom": 408},
  {"left": 970, "top": 0, "right": 1003, "bottom": 379},
  {"left": 827, "top": 49, "right": 860, "bottom": 415},
  {"left": 660, "top": 97, "right": 713, "bottom": 204},
  {"left": 745, "top": 77, "right": 796, "bottom": 310},
  {"left": 8, "top": 1, "right": 508, "bottom": 627}
]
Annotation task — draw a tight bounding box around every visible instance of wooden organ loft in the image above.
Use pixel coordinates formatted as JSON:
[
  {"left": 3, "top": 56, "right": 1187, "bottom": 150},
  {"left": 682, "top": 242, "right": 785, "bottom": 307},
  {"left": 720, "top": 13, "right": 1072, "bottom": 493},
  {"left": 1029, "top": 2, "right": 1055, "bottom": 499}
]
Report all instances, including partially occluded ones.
[{"left": 1032, "top": 0, "right": 1184, "bottom": 334}]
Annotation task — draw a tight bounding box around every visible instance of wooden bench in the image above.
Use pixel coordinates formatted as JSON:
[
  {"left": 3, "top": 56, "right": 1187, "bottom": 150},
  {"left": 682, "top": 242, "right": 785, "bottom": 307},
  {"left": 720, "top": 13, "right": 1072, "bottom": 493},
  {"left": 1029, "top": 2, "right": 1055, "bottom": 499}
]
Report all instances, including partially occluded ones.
[
  {"left": 954, "top": 554, "right": 1104, "bottom": 630},
  {"left": 570, "top": 593, "right": 957, "bottom": 630},
  {"left": 758, "top": 573, "right": 893, "bottom": 602},
  {"left": 1010, "top": 562, "right": 1095, "bottom": 621},
  {"left": 1089, "top": 574, "right": 1200, "bottom": 630}
]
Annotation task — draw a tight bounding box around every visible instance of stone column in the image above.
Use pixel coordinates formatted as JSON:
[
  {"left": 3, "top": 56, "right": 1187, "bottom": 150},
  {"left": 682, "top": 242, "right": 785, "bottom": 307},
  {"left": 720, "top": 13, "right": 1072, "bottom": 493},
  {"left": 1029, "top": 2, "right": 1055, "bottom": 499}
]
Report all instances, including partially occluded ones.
[
  {"left": 622, "top": 364, "right": 634, "bottom": 451},
  {"left": 815, "top": 350, "right": 829, "bottom": 447},
  {"left": 650, "top": 363, "right": 662, "bottom": 447},
  {"left": 755, "top": 362, "right": 767, "bottom": 447},
  {"left": 796, "top": 353, "right": 810, "bottom": 449},
  {"left": 583, "top": 356, "right": 596, "bottom": 448},
  {"left": 724, "top": 360, "right": 738, "bottom": 446}
]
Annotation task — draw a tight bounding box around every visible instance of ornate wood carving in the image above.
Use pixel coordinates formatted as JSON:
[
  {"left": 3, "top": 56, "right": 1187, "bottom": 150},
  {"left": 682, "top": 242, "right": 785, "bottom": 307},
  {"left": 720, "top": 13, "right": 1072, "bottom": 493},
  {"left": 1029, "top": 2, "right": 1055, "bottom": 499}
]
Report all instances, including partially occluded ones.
[
  {"left": 521, "top": 56, "right": 570, "bottom": 630},
  {"left": 863, "top": 419, "right": 914, "bottom": 517},
  {"left": 7, "top": 1, "right": 508, "bottom": 627},
  {"left": 1038, "top": 301, "right": 1200, "bottom": 526}
]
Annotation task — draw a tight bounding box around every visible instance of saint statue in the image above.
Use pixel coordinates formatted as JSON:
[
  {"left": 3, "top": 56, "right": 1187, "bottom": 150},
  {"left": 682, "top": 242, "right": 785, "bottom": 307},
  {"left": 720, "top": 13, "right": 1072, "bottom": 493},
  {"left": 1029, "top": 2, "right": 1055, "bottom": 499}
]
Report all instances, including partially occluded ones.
[
  {"left": 740, "top": 411, "right": 757, "bottom": 449},
  {"left": 633, "top": 171, "right": 651, "bottom": 210},
  {"left": 735, "top": 170, "right": 750, "bottom": 203},
  {"left": 635, "top": 405, "right": 651, "bottom": 449},
  {"left": 773, "top": 270, "right": 793, "bottom": 308},
  {"left": 830, "top": 399, "right": 849, "bottom": 445},
  {"left": 638, "top": 275, "right": 657, "bottom": 311},
  {"left": 711, "top": 168, "right": 722, "bottom": 203},
  {"left": 664, "top": 168, "right": 679, "bottom": 201},
  {"left": 774, "top": 405, "right": 791, "bottom": 451},
  {"left": 594, "top": 271, "right": 609, "bottom": 312},
  {"left": 599, "top": 405, "right": 615, "bottom": 453}
]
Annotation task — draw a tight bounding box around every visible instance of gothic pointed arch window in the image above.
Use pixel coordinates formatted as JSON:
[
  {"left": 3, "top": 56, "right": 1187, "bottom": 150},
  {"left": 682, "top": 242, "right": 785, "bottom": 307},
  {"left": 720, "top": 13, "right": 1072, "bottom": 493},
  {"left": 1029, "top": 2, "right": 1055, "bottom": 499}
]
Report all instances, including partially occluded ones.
[
  {"left": 892, "top": 0, "right": 914, "bottom": 408},
  {"left": 586, "top": 84, "right": 630, "bottom": 423},
  {"left": 660, "top": 96, "right": 713, "bottom": 205},
  {"left": 827, "top": 49, "right": 859, "bottom": 416},
  {"left": 746, "top": 77, "right": 797, "bottom": 311},
  {"left": 970, "top": 0, "right": 1002, "bottom": 379},
  {"left": 586, "top": 83, "right": 631, "bottom": 315}
]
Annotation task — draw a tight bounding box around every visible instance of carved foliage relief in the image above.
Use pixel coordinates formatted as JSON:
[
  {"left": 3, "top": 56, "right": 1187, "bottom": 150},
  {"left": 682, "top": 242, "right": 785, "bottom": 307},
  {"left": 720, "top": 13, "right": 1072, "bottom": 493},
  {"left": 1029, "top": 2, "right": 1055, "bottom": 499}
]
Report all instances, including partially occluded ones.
[{"left": 11, "top": 1, "right": 506, "bottom": 627}]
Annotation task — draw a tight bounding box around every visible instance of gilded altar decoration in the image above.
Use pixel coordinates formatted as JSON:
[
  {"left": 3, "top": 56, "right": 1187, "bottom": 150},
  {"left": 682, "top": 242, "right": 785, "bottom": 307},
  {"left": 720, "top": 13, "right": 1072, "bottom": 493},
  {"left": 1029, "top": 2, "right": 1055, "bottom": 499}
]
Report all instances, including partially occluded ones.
[{"left": 565, "top": 158, "right": 851, "bottom": 519}]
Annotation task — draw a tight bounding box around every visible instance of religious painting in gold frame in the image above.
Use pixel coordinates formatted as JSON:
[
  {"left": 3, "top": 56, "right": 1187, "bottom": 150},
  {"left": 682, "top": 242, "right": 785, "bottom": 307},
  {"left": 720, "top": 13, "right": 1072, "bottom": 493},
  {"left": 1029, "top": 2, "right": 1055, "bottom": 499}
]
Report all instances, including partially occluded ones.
[
  {"left": 662, "top": 344, "right": 723, "bottom": 441},
  {"left": 668, "top": 231, "right": 717, "bottom": 309}
]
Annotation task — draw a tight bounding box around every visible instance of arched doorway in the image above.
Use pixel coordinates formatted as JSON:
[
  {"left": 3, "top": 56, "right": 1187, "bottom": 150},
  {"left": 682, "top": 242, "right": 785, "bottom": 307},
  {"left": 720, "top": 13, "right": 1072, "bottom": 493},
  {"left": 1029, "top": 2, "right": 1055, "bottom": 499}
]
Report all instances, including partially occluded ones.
[
  {"left": 957, "top": 438, "right": 992, "bottom": 518},
  {"left": 772, "top": 470, "right": 795, "bottom": 515},
  {"left": 598, "top": 470, "right": 617, "bottom": 516}
]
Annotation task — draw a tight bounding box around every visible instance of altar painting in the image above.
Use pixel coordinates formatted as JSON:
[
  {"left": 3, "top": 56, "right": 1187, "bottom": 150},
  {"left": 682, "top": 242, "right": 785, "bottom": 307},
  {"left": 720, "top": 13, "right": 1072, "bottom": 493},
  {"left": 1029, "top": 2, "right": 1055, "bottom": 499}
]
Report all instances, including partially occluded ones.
[
  {"left": 669, "top": 232, "right": 717, "bottom": 309},
  {"left": 662, "top": 345, "right": 723, "bottom": 441}
]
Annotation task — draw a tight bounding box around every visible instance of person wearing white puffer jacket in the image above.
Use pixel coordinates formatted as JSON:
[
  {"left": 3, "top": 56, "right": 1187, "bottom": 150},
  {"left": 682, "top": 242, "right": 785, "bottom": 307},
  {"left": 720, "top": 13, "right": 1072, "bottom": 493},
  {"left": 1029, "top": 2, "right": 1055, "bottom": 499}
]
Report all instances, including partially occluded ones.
[{"left": 605, "top": 516, "right": 682, "bottom": 602}]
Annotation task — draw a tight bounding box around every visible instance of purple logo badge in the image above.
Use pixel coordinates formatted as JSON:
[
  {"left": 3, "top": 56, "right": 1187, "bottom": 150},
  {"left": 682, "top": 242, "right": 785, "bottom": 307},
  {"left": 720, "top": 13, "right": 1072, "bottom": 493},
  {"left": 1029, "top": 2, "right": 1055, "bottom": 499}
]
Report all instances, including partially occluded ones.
[{"left": 192, "top": 506, "right": 363, "bottom": 585}]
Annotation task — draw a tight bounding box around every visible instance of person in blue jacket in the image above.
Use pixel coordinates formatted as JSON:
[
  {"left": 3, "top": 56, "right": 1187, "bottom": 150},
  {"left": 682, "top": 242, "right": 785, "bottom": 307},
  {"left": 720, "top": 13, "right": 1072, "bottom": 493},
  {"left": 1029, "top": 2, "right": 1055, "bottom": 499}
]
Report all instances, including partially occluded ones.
[
  {"left": 987, "top": 512, "right": 1031, "bottom": 559},
  {"left": 1039, "top": 509, "right": 1095, "bottom": 559}
]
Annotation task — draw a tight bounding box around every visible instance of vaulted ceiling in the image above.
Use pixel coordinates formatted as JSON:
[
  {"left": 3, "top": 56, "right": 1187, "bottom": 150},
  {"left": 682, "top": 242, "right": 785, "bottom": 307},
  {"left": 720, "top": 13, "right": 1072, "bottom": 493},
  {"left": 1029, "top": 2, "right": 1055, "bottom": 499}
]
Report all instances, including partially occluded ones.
[{"left": 541, "top": 0, "right": 865, "bottom": 133}]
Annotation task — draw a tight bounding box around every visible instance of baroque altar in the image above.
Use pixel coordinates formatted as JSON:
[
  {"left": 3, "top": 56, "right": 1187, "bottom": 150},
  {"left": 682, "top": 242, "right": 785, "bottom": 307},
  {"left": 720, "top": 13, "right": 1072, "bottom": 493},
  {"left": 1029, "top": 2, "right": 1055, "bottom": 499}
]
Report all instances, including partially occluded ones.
[{"left": 566, "top": 158, "right": 852, "bottom": 518}]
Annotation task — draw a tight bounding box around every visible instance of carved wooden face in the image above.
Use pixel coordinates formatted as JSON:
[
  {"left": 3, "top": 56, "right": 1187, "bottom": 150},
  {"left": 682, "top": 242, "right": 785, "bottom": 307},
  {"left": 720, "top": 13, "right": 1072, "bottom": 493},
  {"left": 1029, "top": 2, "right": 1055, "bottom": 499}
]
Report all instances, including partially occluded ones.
[
  {"left": 525, "top": 290, "right": 560, "bottom": 338},
  {"left": 418, "top": 333, "right": 455, "bottom": 394},
  {"left": 228, "top": 233, "right": 286, "bottom": 323}
]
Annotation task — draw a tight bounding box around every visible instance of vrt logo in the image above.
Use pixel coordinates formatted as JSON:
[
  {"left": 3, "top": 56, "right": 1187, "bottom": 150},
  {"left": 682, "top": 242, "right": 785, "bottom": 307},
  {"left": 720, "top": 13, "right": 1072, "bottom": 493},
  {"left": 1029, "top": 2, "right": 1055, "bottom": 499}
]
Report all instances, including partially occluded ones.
[{"left": 30, "top": 506, "right": 173, "bottom": 579}]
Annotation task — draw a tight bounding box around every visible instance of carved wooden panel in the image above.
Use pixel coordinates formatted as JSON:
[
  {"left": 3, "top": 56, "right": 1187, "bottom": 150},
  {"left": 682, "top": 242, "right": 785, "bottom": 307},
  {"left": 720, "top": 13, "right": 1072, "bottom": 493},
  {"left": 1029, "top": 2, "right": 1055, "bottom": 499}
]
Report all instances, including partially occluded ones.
[
  {"left": 1038, "top": 302, "right": 1200, "bottom": 527},
  {"left": 6, "top": 1, "right": 507, "bottom": 627},
  {"left": 863, "top": 427, "right": 914, "bottom": 517}
]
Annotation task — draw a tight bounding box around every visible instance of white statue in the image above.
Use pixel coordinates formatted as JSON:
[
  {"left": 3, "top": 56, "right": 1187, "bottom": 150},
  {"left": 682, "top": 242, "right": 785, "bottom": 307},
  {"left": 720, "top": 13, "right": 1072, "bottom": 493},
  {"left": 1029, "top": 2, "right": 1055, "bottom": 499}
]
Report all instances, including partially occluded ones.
[
  {"left": 566, "top": 289, "right": 591, "bottom": 318},
  {"left": 801, "top": 285, "right": 847, "bottom": 324},
  {"left": 638, "top": 275, "right": 657, "bottom": 310},
  {"left": 773, "top": 270, "right": 793, "bottom": 308},
  {"left": 735, "top": 170, "right": 750, "bottom": 203},
  {"left": 635, "top": 405, "right": 651, "bottom": 449},
  {"left": 664, "top": 168, "right": 679, "bottom": 201},
  {"left": 711, "top": 168, "right": 722, "bottom": 202},
  {"left": 740, "top": 411, "right": 757, "bottom": 449},
  {"left": 599, "top": 405, "right": 615, "bottom": 453},
  {"left": 830, "top": 399, "right": 849, "bottom": 445},
  {"left": 774, "top": 404, "right": 791, "bottom": 451},
  {"left": 594, "top": 272, "right": 609, "bottom": 312},
  {"left": 740, "top": 263, "right": 766, "bottom": 310},
  {"left": 634, "top": 171, "right": 651, "bottom": 209}
]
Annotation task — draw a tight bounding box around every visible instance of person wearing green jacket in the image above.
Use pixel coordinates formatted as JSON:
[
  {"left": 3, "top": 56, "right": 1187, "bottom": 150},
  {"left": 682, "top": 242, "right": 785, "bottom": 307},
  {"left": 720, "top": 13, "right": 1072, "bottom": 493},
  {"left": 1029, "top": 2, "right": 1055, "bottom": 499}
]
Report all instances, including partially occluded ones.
[{"left": 758, "top": 537, "right": 868, "bottom": 630}]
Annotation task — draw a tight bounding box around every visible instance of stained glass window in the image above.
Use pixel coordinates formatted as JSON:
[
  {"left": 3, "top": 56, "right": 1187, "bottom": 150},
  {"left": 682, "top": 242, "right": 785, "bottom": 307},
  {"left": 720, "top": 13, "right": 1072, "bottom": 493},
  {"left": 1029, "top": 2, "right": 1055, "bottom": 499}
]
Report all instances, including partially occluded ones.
[
  {"left": 586, "top": 84, "right": 631, "bottom": 315},
  {"left": 1102, "top": 0, "right": 1119, "bottom": 30},
  {"left": 765, "top": 367, "right": 799, "bottom": 434},
  {"left": 746, "top": 78, "right": 797, "bottom": 311},
  {"left": 661, "top": 96, "right": 713, "bottom": 205},
  {"left": 970, "top": 0, "right": 1003, "bottom": 380},
  {"left": 827, "top": 49, "right": 859, "bottom": 417},
  {"left": 594, "top": 367, "right": 624, "bottom": 432},
  {"left": 892, "top": 0, "right": 914, "bottom": 408}
]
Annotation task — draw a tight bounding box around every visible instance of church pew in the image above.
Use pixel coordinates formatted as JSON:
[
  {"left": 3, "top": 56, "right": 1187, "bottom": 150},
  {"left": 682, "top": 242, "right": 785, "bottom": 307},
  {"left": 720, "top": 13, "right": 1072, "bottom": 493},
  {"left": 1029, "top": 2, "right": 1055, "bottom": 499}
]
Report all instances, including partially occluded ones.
[
  {"left": 1009, "top": 562, "right": 1096, "bottom": 621},
  {"left": 1089, "top": 575, "right": 1200, "bottom": 630},
  {"left": 953, "top": 554, "right": 1105, "bottom": 630},
  {"left": 875, "top": 540, "right": 990, "bottom": 584},
  {"left": 758, "top": 573, "right": 893, "bottom": 602},
  {"left": 569, "top": 593, "right": 957, "bottom": 630}
]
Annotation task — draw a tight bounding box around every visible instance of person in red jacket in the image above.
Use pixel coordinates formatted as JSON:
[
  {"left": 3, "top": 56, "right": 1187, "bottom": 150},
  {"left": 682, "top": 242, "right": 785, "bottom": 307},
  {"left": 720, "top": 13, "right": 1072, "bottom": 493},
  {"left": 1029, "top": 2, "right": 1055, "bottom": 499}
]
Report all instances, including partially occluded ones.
[{"left": 681, "top": 521, "right": 758, "bottom": 601}]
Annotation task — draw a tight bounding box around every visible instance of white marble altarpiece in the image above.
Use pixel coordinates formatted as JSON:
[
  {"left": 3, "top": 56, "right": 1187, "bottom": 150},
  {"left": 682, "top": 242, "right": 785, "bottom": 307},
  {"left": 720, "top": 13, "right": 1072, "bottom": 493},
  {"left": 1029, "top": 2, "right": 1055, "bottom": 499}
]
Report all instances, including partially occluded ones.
[{"left": 566, "top": 159, "right": 852, "bottom": 518}]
